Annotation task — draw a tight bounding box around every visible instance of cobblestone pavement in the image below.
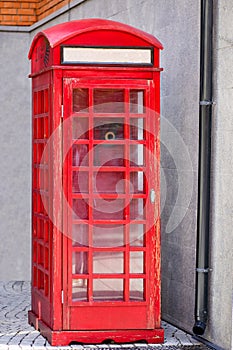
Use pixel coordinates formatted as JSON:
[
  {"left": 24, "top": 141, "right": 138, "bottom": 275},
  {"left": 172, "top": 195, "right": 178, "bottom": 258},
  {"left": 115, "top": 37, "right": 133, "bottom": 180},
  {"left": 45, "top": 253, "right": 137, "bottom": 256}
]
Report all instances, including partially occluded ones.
[{"left": 0, "top": 281, "right": 212, "bottom": 350}]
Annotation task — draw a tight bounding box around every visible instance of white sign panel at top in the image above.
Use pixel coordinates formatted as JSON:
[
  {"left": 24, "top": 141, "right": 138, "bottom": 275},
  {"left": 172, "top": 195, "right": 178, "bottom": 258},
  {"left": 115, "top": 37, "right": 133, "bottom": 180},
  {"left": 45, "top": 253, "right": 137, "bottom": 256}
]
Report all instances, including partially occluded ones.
[{"left": 61, "top": 46, "right": 153, "bottom": 65}]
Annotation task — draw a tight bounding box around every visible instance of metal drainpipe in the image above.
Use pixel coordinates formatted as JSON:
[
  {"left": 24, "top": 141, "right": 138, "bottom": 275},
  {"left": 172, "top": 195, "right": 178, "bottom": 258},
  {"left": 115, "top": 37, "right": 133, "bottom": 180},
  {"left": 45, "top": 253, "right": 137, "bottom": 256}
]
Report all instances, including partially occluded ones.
[{"left": 193, "top": 0, "right": 213, "bottom": 336}]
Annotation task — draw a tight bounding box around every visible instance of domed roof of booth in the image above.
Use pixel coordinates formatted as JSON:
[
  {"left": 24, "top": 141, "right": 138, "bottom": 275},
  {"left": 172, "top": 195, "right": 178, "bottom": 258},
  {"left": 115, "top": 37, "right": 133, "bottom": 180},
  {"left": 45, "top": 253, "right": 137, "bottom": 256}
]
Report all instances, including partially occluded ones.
[{"left": 28, "top": 18, "right": 163, "bottom": 58}]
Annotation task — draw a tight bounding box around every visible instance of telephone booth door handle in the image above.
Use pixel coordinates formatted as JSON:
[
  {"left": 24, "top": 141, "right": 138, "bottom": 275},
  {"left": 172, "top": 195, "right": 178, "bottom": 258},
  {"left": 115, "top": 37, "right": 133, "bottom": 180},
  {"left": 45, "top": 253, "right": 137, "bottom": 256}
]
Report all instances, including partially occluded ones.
[{"left": 150, "top": 189, "right": 156, "bottom": 204}]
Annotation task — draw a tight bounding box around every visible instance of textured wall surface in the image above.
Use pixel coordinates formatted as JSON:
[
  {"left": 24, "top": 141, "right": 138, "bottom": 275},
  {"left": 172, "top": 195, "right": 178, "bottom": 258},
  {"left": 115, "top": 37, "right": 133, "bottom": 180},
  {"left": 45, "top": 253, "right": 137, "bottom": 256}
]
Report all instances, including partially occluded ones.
[
  {"left": 0, "top": 31, "right": 31, "bottom": 279},
  {"left": 205, "top": 1, "right": 233, "bottom": 349}
]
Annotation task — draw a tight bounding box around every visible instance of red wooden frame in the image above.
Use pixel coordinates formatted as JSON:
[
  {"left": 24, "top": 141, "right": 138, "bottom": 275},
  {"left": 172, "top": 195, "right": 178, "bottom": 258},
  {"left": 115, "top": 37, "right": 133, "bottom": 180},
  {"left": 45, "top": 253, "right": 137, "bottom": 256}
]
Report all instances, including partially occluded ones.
[{"left": 28, "top": 18, "right": 163, "bottom": 346}]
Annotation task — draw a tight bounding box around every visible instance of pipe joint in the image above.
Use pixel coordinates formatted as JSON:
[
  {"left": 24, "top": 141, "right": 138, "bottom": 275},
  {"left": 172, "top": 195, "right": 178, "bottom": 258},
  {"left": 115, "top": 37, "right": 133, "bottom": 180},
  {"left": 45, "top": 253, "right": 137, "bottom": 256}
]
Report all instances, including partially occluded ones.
[{"left": 193, "top": 320, "right": 207, "bottom": 336}]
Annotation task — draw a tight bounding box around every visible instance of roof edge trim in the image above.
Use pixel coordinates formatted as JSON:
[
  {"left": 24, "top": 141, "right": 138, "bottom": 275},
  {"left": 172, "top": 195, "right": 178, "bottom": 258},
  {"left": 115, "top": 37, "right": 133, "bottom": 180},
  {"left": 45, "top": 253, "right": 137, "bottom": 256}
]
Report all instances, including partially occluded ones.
[{"left": 29, "top": 19, "right": 163, "bottom": 59}]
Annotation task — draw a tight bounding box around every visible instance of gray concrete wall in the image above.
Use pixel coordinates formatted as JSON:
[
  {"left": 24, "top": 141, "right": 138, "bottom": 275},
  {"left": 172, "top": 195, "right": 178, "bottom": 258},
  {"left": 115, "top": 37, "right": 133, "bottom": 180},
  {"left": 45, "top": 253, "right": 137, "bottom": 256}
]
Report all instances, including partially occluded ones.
[
  {"left": 0, "top": 30, "right": 31, "bottom": 280},
  {"left": 205, "top": 1, "right": 233, "bottom": 349}
]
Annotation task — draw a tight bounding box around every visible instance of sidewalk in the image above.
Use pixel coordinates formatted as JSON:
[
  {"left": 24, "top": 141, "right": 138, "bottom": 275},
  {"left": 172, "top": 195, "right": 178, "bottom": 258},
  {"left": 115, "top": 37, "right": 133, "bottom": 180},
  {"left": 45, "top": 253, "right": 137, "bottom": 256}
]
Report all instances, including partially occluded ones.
[{"left": 0, "top": 281, "right": 211, "bottom": 350}]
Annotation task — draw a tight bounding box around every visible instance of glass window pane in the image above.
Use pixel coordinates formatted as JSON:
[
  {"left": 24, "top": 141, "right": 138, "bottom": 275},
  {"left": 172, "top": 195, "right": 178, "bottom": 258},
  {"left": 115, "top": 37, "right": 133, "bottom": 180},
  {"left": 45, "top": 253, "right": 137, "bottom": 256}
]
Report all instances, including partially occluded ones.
[
  {"left": 43, "top": 169, "right": 49, "bottom": 191},
  {"left": 73, "top": 88, "right": 89, "bottom": 113},
  {"left": 130, "top": 144, "right": 145, "bottom": 167},
  {"left": 37, "top": 142, "right": 45, "bottom": 164},
  {"left": 130, "top": 279, "right": 144, "bottom": 301},
  {"left": 93, "top": 252, "right": 124, "bottom": 274},
  {"left": 72, "top": 251, "right": 88, "bottom": 274},
  {"left": 130, "top": 90, "right": 145, "bottom": 114},
  {"left": 130, "top": 252, "right": 144, "bottom": 273},
  {"left": 72, "top": 224, "right": 89, "bottom": 247},
  {"left": 130, "top": 171, "right": 145, "bottom": 193},
  {"left": 94, "top": 145, "right": 124, "bottom": 167},
  {"left": 44, "top": 220, "right": 49, "bottom": 243},
  {"left": 38, "top": 244, "right": 44, "bottom": 267},
  {"left": 94, "top": 89, "right": 125, "bottom": 113},
  {"left": 40, "top": 143, "right": 48, "bottom": 165},
  {"left": 72, "top": 144, "right": 89, "bottom": 166},
  {"left": 94, "top": 118, "right": 124, "bottom": 140},
  {"left": 130, "top": 198, "right": 145, "bottom": 220},
  {"left": 44, "top": 89, "right": 49, "bottom": 113},
  {"left": 44, "top": 116, "right": 49, "bottom": 138},
  {"left": 34, "top": 92, "right": 38, "bottom": 115},
  {"left": 44, "top": 275, "right": 49, "bottom": 297},
  {"left": 94, "top": 171, "right": 125, "bottom": 194},
  {"left": 93, "top": 199, "right": 125, "bottom": 220},
  {"left": 73, "top": 171, "right": 89, "bottom": 193},
  {"left": 73, "top": 199, "right": 89, "bottom": 220},
  {"left": 73, "top": 117, "right": 89, "bottom": 139},
  {"left": 130, "top": 118, "right": 145, "bottom": 140},
  {"left": 42, "top": 195, "right": 49, "bottom": 216},
  {"left": 38, "top": 90, "right": 44, "bottom": 114},
  {"left": 37, "top": 117, "right": 43, "bottom": 139},
  {"left": 33, "top": 118, "right": 38, "bottom": 139},
  {"left": 72, "top": 279, "right": 88, "bottom": 301},
  {"left": 38, "top": 168, "right": 44, "bottom": 190},
  {"left": 38, "top": 270, "right": 44, "bottom": 291},
  {"left": 129, "top": 224, "right": 145, "bottom": 246},
  {"left": 93, "top": 224, "right": 124, "bottom": 247},
  {"left": 93, "top": 279, "right": 123, "bottom": 301}
]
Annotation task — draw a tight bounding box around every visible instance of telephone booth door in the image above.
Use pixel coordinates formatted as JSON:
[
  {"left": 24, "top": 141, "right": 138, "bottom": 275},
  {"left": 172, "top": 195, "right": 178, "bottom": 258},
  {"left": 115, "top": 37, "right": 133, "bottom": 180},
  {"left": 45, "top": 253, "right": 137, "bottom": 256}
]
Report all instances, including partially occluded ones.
[{"left": 62, "top": 77, "right": 161, "bottom": 336}]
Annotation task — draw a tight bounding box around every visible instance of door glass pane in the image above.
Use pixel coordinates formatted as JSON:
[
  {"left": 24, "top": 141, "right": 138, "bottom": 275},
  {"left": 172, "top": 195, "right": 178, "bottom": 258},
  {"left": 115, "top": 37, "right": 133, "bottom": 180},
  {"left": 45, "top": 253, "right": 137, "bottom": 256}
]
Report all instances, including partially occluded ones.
[
  {"left": 94, "top": 89, "right": 125, "bottom": 113},
  {"left": 130, "top": 198, "right": 145, "bottom": 220},
  {"left": 93, "top": 199, "right": 125, "bottom": 220},
  {"left": 93, "top": 225, "right": 124, "bottom": 247},
  {"left": 130, "top": 279, "right": 144, "bottom": 301},
  {"left": 43, "top": 169, "right": 49, "bottom": 191},
  {"left": 94, "top": 145, "right": 124, "bottom": 167},
  {"left": 129, "top": 224, "right": 145, "bottom": 246},
  {"left": 130, "top": 90, "right": 145, "bottom": 114},
  {"left": 130, "top": 144, "right": 145, "bottom": 166},
  {"left": 73, "top": 88, "right": 89, "bottom": 113},
  {"left": 93, "top": 279, "right": 124, "bottom": 301},
  {"left": 73, "top": 117, "right": 89, "bottom": 139},
  {"left": 94, "top": 171, "right": 125, "bottom": 193},
  {"left": 72, "top": 224, "right": 89, "bottom": 247},
  {"left": 72, "top": 279, "right": 87, "bottom": 301},
  {"left": 72, "top": 144, "right": 89, "bottom": 166},
  {"left": 130, "top": 171, "right": 145, "bottom": 193},
  {"left": 130, "top": 252, "right": 144, "bottom": 273},
  {"left": 72, "top": 251, "right": 88, "bottom": 274},
  {"left": 73, "top": 199, "right": 89, "bottom": 220},
  {"left": 44, "top": 221, "right": 49, "bottom": 243},
  {"left": 73, "top": 171, "right": 89, "bottom": 193},
  {"left": 93, "top": 252, "right": 124, "bottom": 274},
  {"left": 44, "top": 116, "right": 49, "bottom": 138},
  {"left": 130, "top": 118, "right": 145, "bottom": 140},
  {"left": 94, "top": 118, "right": 124, "bottom": 140}
]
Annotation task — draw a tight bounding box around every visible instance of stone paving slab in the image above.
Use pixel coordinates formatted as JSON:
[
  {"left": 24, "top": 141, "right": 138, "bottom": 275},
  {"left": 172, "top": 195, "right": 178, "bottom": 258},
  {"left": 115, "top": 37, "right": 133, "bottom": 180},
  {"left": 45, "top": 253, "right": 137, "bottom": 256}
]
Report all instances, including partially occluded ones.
[{"left": 0, "top": 282, "right": 212, "bottom": 350}]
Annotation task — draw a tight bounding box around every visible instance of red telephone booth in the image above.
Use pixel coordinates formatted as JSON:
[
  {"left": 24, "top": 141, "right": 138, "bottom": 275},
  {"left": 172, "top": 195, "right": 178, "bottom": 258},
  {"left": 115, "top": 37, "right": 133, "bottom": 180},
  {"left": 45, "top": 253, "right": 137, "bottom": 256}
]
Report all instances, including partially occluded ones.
[{"left": 28, "top": 18, "right": 163, "bottom": 346}]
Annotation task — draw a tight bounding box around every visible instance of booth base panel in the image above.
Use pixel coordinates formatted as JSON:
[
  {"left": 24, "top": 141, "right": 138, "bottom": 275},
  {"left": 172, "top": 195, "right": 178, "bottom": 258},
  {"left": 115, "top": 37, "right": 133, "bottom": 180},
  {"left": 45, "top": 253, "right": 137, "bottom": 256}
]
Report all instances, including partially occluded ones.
[{"left": 28, "top": 311, "right": 164, "bottom": 346}]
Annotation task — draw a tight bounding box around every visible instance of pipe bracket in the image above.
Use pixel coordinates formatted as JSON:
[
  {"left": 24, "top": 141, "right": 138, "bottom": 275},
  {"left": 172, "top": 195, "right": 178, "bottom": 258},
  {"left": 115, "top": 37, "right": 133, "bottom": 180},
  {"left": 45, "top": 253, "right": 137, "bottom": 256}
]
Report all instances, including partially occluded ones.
[
  {"left": 196, "top": 267, "right": 212, "bottom": 273},
  {"left": 200, "top": 100, "right": 215, "bottom": 106}
]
